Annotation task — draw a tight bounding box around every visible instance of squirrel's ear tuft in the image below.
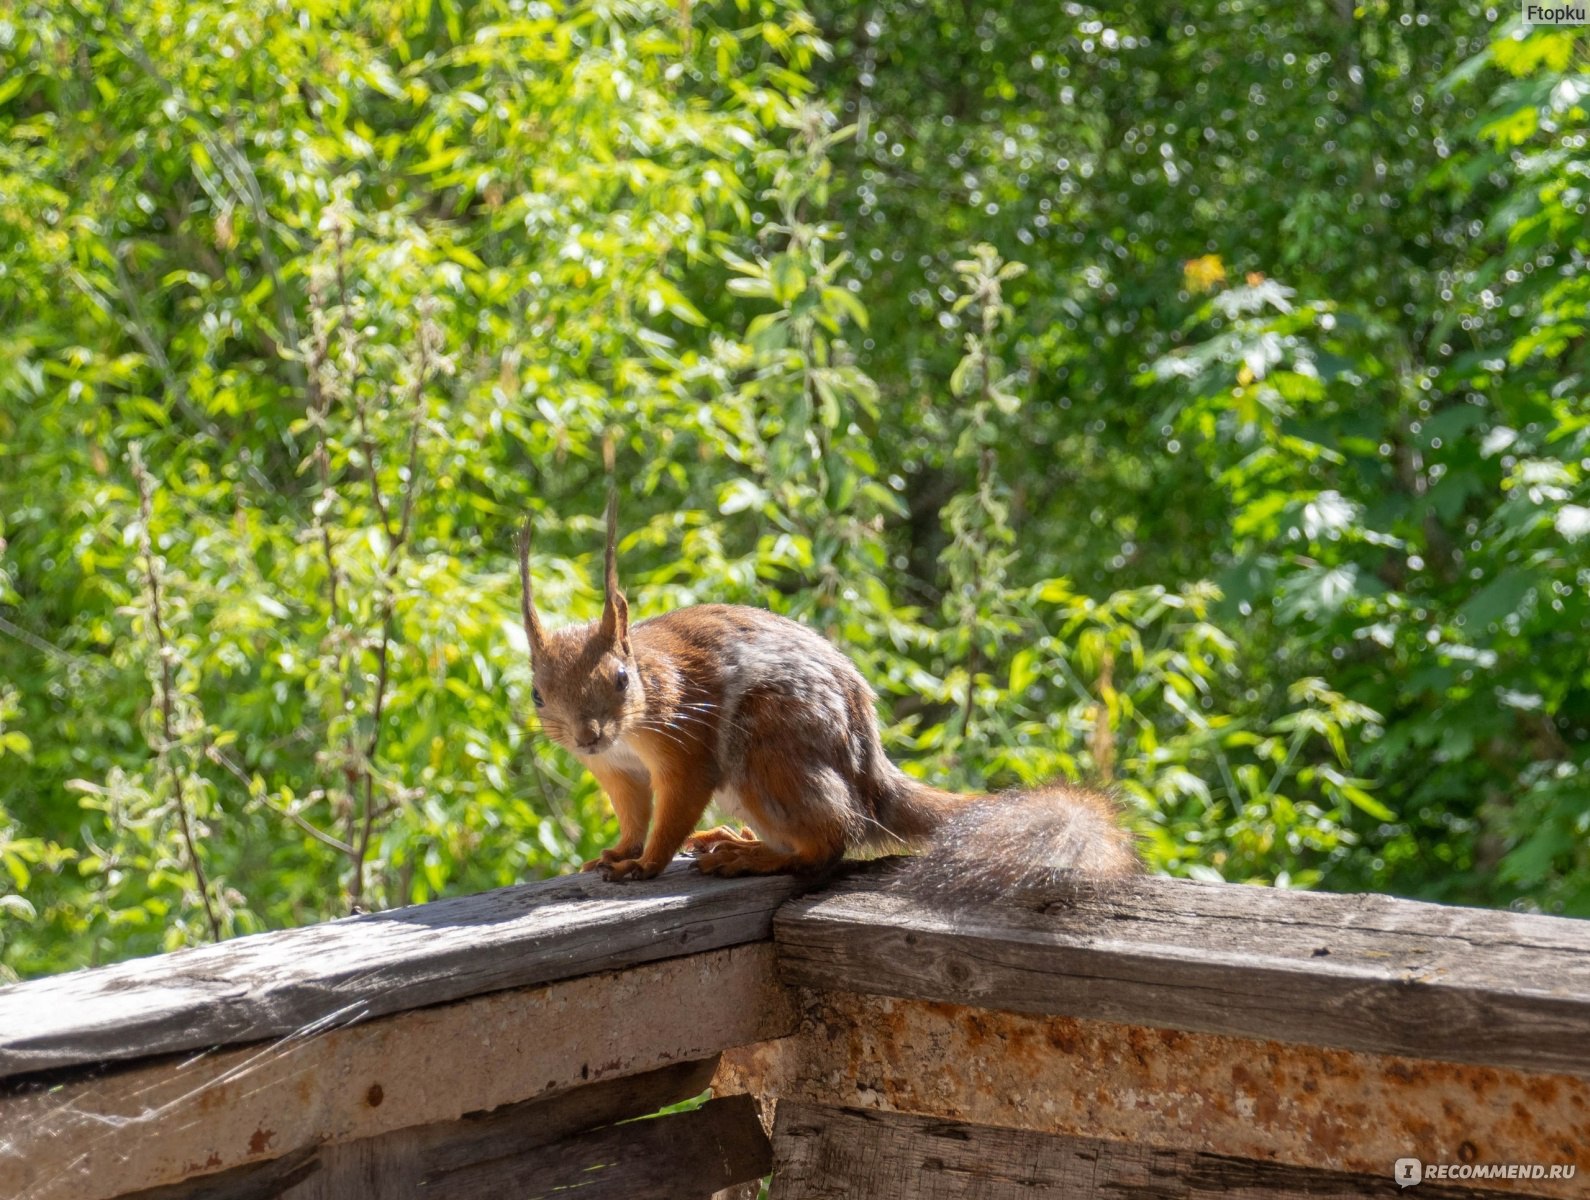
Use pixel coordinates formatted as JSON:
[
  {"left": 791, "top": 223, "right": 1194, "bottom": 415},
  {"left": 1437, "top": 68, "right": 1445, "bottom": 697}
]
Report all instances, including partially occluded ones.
[
  {"left": 598, "top": 488, "right": 630, "bottom": 652},
  {"left": 604, "top": 591, "right": 631, "bottom": 658}
]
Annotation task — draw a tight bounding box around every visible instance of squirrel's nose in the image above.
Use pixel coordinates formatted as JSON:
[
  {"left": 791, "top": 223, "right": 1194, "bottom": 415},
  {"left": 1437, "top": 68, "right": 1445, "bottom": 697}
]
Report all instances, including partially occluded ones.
[{"left": 577, "top": 720, "right": 602, "bottom": 749}]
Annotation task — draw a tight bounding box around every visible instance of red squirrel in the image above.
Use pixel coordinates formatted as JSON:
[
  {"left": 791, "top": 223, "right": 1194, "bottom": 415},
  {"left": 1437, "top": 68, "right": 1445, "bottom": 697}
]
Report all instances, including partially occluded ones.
[{"left": 517, "top": 495, "right": 1136, "bottom": 888}]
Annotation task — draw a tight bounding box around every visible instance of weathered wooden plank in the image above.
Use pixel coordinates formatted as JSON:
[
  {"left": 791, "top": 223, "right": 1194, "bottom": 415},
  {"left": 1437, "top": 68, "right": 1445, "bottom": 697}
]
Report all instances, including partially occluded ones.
[
  {"left": 121, "top": 1151, "right": 320, "bottom": 1200},
  {"left": 768, "top": 1103, "right": 1560, "bottom": 1200},
  {"left": 420, "top": 1094, "right": 771, "bottom": 1200},
  {"left": 0, "top": 945, "right": 793, "bottom": 1200},
  {"left": 775, "top": 871, "right": 1590, "bottom": 1074},
  {"left": 408, "top": 1056, "right": 720, "bottom": 1181},
  {"left": 121, "top": 1059, "right": 721, "bottom": 1200},
  {"left": 716, "top": 990, "right": 1590, "bottom": 1199},
  {"left": 274, "top": 1058, "right": 720, "bottom": 1200},
  {"left": 0, "top": 860, "right": 806, "bottom": 1079}
]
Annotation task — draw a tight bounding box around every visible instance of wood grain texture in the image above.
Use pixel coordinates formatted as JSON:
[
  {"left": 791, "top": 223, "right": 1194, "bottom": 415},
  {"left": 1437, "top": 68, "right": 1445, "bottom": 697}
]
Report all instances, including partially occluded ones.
[
  {"left": 421, "top": 1094, "right": 771, "bottom": 1200},
  {"left": 0, "top": 860, "right": 807, "bottom": 1079},
  {"left": 775, "top": 870, "right": 1590, "bottom": 1074},
  {"left": 768, "top": 1103, "right": 1557, "bottom": 1200},
  {"left": 0, "top": 945, "right": 793, "bottom": 1200},
  {"left": 278, "top": 1058, "right": 720, "bottom": 1200},
  {"left": 120, "top": 1059, "right": 729, "bottom": 1200},
  {"left": 121, "top": 1151, "right": 320, "bottom": 1200}
]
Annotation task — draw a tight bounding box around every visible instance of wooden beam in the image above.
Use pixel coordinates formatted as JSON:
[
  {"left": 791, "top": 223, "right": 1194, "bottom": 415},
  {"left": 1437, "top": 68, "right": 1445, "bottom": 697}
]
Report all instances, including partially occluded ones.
[
  {"left": 278, "top": 1058, "right": 721, "bottom": 1200},
  {"left": 0, "top": 945, "right": 793, "bottom": 1200},
  {"left": 422, "top": 1094, "right": 771, "bottom": 1200},
  {"left": 122, "top": 1151, "right": 320, "bottom": 1200},
  {"left": 716, "top": 990, "right": 1590, "bottom": 1199},
  {"left": 768, "top": 1103, "right": 1558, "bottom": 1200},
  {"left": 122, "top": 1061, "right": 746, "bottom": 1200},
  {"left": 775, "top": 871, "right": 1590, "bottom": 1074},
  {"left": 0, "top": 861, "right": 807, "bottom": 1079}
]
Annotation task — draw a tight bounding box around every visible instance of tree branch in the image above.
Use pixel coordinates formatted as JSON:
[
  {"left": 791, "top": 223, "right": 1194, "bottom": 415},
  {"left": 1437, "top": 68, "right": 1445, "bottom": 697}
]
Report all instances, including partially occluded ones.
[
  {"left": 348, "top": 303, "right": 440, "bottom": 912},
  {"left": 131, "top": 448, "right": 222, "bottom": 942},
  {"left": 205, "top": 744, "right": 356, "bottom": 857}
]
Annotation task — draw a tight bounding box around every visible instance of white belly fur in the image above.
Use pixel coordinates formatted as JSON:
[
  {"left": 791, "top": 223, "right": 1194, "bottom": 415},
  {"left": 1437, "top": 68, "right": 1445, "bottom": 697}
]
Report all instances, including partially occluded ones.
[
  {"left": 590, "top": 737, "right": 650, "bottom": 780},
  {"left": 712, "top": 785, "right": 750, "bottom": 823}
]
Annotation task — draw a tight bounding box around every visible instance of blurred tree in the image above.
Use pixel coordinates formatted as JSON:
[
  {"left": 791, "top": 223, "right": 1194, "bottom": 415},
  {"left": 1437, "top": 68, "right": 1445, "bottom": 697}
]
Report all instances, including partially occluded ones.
[{"left": 811, "top": 2, "right": 1589, "bottom": 909}]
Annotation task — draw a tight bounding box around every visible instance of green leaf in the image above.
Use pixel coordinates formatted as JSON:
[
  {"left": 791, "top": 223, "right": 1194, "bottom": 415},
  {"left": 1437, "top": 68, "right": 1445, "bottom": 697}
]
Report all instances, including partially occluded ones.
[
  {"left": 1459, "top": 572, "right": 1537, "bottom": 628},
  {"left": 1275, "top": 564, "right": 1372, "bottom": 624},
  {"left": 1009, "top": 648, "right": 1039, "bottom": 694},
  {"left": 769, "top": 255, "right": 807, "bottom": 305}
]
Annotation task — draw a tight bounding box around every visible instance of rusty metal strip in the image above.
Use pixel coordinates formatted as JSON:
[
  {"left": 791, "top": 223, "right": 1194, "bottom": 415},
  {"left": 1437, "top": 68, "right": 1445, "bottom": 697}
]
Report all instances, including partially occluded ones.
[{"left": 717, "top": 989, "right": 1589, "bottom": 1199}]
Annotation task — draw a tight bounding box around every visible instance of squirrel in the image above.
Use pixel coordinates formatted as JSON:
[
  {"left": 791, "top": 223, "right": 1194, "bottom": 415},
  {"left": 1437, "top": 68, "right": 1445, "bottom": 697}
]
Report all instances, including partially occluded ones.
[{"left": 515, "top": 495, "right": 1136, "bottom": 890}]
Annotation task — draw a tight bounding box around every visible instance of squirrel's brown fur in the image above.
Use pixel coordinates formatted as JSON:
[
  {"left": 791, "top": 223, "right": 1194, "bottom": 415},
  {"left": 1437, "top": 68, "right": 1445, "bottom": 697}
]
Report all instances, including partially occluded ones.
[{"left": 517, "top": 498, "right": 1136, "bottom": 887}]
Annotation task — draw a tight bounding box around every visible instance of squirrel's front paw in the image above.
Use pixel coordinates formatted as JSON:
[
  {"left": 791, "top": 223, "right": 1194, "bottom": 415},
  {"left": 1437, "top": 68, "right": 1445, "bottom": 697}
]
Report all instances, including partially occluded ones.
[{"left": 601, "top": 856, "right": 665, "bottom": 882}]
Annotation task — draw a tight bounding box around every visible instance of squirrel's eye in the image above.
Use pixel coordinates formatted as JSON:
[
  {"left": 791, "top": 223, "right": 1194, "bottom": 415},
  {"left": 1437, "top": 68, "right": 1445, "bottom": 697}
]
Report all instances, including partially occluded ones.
[
  {"left": 614, "top": 663, "right": 629, "bottom": 692},
  {"left": 531, "top": 687, "right": 545, "bottom": 708}
]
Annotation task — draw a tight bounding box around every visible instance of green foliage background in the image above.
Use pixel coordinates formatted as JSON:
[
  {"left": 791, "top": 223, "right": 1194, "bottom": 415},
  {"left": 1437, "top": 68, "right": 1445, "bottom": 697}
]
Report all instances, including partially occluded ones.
[{"left": 1, "top": 0, "right": 1586, "bottom": 978}]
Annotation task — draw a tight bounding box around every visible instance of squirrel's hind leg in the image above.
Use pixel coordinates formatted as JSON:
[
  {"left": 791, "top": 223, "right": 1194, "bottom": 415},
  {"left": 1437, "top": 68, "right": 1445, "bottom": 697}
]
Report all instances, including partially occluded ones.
[
  {"left": 683, "top": 824, "right": 756, "bottom": 854},
  {"left": 694, "top": 836, "right": 839, "bottom": 877},
  {"left": 694, "top": 764, "right": 851, "bottom": 878}
]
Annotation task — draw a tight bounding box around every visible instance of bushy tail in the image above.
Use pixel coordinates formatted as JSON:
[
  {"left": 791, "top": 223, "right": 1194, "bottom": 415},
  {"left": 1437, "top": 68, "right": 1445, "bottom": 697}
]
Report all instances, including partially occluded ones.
[{"left": 871, "top": 769, "right": 1137, "bottom": 899}]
